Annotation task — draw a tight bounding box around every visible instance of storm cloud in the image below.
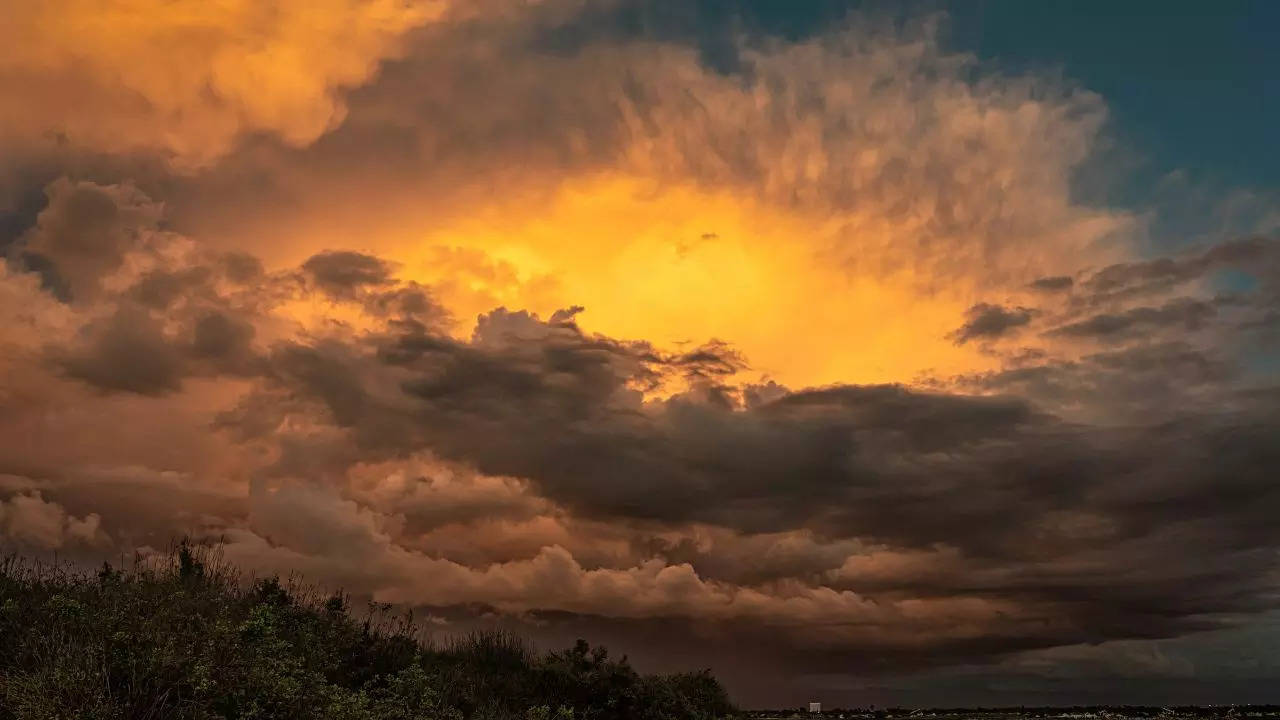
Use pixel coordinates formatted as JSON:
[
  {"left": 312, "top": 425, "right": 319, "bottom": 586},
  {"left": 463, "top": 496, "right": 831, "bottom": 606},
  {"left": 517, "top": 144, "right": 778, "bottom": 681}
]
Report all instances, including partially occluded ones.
[{"left": 0, "top": 1, "right": 1277, "bottom": 708}]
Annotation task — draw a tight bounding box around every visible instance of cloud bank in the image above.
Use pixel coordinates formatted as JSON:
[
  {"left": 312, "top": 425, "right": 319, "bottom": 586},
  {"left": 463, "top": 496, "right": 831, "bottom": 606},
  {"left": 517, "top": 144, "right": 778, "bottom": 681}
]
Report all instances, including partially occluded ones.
[{"left": 1, "top": 0, "right": 1277, "bottom": 707}]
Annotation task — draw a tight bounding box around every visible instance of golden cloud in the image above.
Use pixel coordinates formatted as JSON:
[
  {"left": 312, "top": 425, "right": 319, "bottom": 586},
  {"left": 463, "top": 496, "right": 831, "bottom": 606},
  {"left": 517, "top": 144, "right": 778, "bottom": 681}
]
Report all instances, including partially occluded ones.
[{"left": 0, "top": 0, "right": 452, "bottom": 166}]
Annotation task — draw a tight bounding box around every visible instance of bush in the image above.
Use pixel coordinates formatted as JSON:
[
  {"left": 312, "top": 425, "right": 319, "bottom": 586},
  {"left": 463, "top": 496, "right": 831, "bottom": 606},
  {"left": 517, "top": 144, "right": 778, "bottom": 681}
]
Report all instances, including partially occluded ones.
[{"left": 0, "top": 545, "right": 735, "bottom": 720}]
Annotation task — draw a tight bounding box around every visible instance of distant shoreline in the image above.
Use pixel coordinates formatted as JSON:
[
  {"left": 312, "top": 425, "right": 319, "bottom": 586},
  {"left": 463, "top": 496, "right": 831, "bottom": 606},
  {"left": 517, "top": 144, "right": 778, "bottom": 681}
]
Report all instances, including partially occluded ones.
[{"left": 738, "top": 708, "right": 1280, "bottom": 719}]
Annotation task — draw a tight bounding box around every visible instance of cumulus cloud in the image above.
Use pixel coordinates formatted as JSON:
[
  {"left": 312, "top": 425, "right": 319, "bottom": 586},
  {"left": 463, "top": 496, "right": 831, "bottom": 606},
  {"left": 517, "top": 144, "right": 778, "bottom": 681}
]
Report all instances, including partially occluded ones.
[
  {"left": 0, "top": 0, "right": 465, "bottom": 166},
  {"left": 1, "top": 171, "right": 1277, "bottom": 696},
  {"left": 266, "top": 12, "right": 1133, "bottom": 284},
  {"left": 224, "top": 481, "right": 1048, "bottom": 656},
  {"left": 112, "top": 8, "right": 1141, "bottom": 392},
  {"left": 0, "top": 491, "right": 108, "bottom": 549},
  {"left": 17, "top": 178, "right": 163, "bottom": 301},
  {"left": 0, "top": 1, "right": 1277, "bottom": 706},
  {"left": 58, "top": 306, "right": 186, "bottom": 395}
]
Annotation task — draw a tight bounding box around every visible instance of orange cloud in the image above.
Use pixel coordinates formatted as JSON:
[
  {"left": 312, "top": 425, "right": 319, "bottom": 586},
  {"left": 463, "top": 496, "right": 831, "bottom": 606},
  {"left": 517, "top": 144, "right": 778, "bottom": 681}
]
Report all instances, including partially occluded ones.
[
  {"left": 395, "top": 175, "right": 1001, "bottom": 386},
  {"left": 160, "top": 23, "right": 1137, "bottom": 386},
  {"left": 5, "top": 7, "right": 1275, "bottom": 693},
  {"left": 0, "top": 0, "right": 452, "bottom": 166}
]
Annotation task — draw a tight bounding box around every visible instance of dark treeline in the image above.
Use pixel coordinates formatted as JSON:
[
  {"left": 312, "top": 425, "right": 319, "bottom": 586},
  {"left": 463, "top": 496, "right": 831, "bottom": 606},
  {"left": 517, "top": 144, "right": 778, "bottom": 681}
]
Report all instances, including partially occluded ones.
[{"left": 0, "top": 544, "right": 734, "bottom": 719}]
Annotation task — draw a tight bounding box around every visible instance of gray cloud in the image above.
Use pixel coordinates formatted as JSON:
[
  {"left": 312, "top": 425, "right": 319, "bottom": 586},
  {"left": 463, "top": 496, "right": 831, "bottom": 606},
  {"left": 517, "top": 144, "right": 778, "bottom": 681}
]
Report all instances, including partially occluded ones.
[
  {"left": 1029, "top": 275, "right": 1074, "bottom": 292},
  {"left": 18, "top": 178, "right": 162, "bottom": 302},
  {"left": 957, "top": 342, "right": 1237, "bottom": 422},
  {"left": 197, "top": 285, "right": 1280, "bottom": 673},
  {"left": 301, "top": 250, "right": 397, "bottom": 298},
  {"left": 1047, "top": 298, "right": 1217, "bottom": 341},
  {"left": 0, "top": 490, "right": 107, "bottom": 549},
  {"left": 1081, "top": 236, "right": 1278, "bottom": 303},
  {"left": 949, "top": 303, "right": 1036, "bottom": 344},
  {"left": 57, "top": 306, "right": 186, "bottom": 395}
]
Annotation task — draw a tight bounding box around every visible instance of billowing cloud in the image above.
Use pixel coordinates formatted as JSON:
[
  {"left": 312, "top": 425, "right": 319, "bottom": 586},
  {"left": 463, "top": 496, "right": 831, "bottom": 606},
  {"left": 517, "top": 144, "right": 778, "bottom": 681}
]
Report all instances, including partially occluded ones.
[
  {"left": 6, "top": 177, "right": 1275, "bottom": 685},
  {"left": 0, "top": 490, "right": 107, "bottom": 549},
  {"left": 0, "top": 0, "right": 464, "bottom": 166},
  {"left": 17, "top": 178, "right": 163, "bottom": 301},
  {"left": 0, "top": 1, "right": 1277, "bottom": 707},
  {"left": 145, "top": 10, "right": 1137, "bottom": 388}
]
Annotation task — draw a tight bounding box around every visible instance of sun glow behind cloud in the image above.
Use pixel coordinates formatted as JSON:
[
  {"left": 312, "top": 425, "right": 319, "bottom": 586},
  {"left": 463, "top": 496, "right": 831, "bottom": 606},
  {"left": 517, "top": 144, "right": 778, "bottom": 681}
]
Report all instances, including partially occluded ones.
[{"left": 388, "top": 174, "right": 999, "bottom": 386}]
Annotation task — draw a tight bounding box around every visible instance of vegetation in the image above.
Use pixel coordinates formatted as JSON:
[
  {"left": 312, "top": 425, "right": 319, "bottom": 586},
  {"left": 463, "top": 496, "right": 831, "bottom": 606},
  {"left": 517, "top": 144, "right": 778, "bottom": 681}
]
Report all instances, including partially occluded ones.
[{"left": 0, "top": 543, "right": 734, "bottom": 720}]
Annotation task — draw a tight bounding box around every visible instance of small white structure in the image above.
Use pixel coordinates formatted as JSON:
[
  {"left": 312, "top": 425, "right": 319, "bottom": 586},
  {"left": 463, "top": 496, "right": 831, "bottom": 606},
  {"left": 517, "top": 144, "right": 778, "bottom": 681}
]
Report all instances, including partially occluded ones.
[{"left": 809, "top": 702, "right": 822, "bottom": 713}]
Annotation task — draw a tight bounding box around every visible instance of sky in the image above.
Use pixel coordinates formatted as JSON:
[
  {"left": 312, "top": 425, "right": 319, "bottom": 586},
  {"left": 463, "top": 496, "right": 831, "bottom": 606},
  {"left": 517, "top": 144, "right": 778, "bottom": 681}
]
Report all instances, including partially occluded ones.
[{"left": 0, "top": 0, "right": 1278, "bottom": 708}]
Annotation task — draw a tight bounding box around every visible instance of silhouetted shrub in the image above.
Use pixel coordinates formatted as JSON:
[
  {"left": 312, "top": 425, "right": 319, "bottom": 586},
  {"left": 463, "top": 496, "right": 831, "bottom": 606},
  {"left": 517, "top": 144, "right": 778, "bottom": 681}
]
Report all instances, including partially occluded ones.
[{"left": 0, "top": 547, "right": 735, "bottom": 720}]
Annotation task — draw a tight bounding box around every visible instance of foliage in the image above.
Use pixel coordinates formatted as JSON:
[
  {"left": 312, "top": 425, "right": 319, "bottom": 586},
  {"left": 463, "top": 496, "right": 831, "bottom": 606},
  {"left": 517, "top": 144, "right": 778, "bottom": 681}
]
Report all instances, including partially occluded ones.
[{"left": 0, "top": 544, "right": 735, "bottom": 720}]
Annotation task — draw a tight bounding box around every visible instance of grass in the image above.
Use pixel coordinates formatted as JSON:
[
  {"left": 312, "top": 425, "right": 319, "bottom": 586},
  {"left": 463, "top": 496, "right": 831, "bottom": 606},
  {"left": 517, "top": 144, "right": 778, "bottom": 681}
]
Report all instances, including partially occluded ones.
[{"left": 0, "top": 542, "right": 734, "bottom": 720}]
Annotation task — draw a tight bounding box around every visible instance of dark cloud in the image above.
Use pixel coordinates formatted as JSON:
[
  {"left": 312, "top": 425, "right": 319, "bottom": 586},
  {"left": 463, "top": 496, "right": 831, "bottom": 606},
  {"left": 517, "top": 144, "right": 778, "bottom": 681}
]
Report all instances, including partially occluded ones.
[
  {"left": 362, "top": 282, "right": 450, "bottom": 331},
  {"left": 64, "top": 234, "right": 1241, "bottom": 686},
  {"left": 49, "top": 287, "right": 263, "bottom": 396},
  {"left": 18, "top": 178, "right": 161, "bottom": 302},
  {"left": 1047, "top": 298, "right": 1217, "bottom": 341},
  {"left": 229, "top": 295, "right": 1279, "bottom": 599},
  {"left": 4, "top": 469, "right": 248, "bottom": 553},
  {"left": 301, "top": 250, "right": 397, "bottom": 298},
  {"left": 1081, "top": 236, "right": 1278, "bottom": 302},
  {"left": 948, "top": 303, "right": 1036, "bottom": 344},
  {"left": 219, "top": 252, "right": 264, "bottom": 284},
  {"left": 57, "top": 306, "right": 186, "bottom": 395},
  {"left": 6, "top": 250, "right": 70, "bottom": 301},
  {"left": 191, "top": 311, "right": 256, "bottom": 366},
  {"left": 959, "top": 342, "right": 1237, "bottom": 421},
  {"left": 129, "top": 266, "right": 216, "bottom": 309},
  {"left": 1029, "top": 275, "right": 1073, "bottom": 292}
]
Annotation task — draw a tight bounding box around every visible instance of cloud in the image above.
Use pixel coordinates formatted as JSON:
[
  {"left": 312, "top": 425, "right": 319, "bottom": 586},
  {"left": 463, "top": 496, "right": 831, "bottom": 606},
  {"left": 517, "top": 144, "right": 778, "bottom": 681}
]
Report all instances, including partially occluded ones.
[
  {"left": 0, "top": 491, "right": 108, "bottom": 549},
  {"left": 944, "top": 236, "right": 1279, "bottom": 420},
  {"left": 259, "top": 303, "right": 1276, "bottom": 547},
  {"left": 952, "top": 343, "right": 1237, "bottom": 422},
  {"left": 55, "top": 304, "right": 259, "bottom": 396},
  {"left": 17, "top": 178, "right": 162, "bottom": 301},
  {"left": 191, "top": 261, "right": 1278, "bottom": 671},
  {"left": 5, "top": 179, "right": 278, "bottom": 396},
  {"left": 129, "top": 10, "right": 1139, "bottom": 390},
  {"left": 57, "top": 306, "right": 187, "bottom": 395},
  {"left": 1080, "top": 236, "right": 1279, "bottom": 304},
  {"left": 301, "top": 250, "right": 397, "bottom": 298},
  {"left": 949, "top": 303, "right": 1036, "bottom": 344},
  {"left": 191, "top": 310, "right": 257, "bottom": 364},
  {"left": 3, "top": 181, "right": 1276, "bottom": 678},
  {"left": 0, "top": 0, "right": 463, "bottom": 167},
  {"left": 1029, "top": 275, "right": 1074, "bottom": 292},
  {"left": 0, "top": 3, "right": 1277, "bottom": 704},
  {"left": 1047, "top": 298, "right": 1217, "bottom": 341},
  {"left": 225, "top": 481, "right": 1047, "bottom": 655}
]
